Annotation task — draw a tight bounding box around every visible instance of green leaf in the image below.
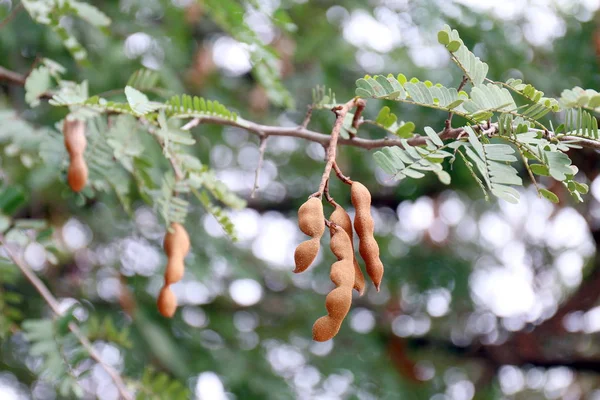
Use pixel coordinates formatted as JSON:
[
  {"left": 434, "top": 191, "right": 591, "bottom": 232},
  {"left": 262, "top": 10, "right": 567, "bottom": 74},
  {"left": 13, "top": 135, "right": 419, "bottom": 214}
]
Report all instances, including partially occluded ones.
[
  {"left": 423, "top": 127, "right": 443, "bottom": 147},
  {"left": 530, "top": 164, "right": 550, "bottom": 176},
  {"left": 539, "top": 188, "right": 559, "bottom": 203},
  {"left": 447, "top": 40, "right": 461, "bottom": 52},
  {"left": 546, "top": 151, "right": 573, "bottom": 181},
  {"left": 437, "top": 30, "right": 450, "bottom": 45},
  {"left": 395, "top": 122, "right": 415, "bottom": 138},
  {"left": 25, "top": 66, "right": 52, "bottom": 107},
  {"left": 0, "top": 186, "right": 26, "bottom": 215},
  {"left": 375, "top": 106, "right": 397, "bottom": 128},
  {"left": 439, "top": 25, "right": 489, "bottom": 85},
  {"left": 127, "top": 69, "right": 161, "bottom": 91},
  {"left": 124, "top": 86, "right": 161, "bottom": 116}
]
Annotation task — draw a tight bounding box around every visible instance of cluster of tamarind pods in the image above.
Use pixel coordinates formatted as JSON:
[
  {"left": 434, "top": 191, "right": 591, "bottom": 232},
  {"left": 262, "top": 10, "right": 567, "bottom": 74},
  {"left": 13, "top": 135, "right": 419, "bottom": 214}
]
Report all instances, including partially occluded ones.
[
  {"left": 294, "top": 180, "right": 384, "bottom": 342},
  {"left": 61, "top": 117, "right": 192, "bottom": 318},
  {"left": 60, "top": 115, "right": 382, "bottom": 339}
]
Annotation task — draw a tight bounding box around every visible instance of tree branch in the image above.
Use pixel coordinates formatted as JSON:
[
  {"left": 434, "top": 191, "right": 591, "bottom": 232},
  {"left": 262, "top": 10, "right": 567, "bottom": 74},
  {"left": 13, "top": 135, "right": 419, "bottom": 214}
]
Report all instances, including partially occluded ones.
[
  {"left": 312, "top": 99, "right": 358, "bottom": 197},
  {"left": 0, "top": 237, "right": 133, "bottom": 400},
  {"left": 251, "top": 134, "right": 268, "bottom": 198},
  {"left": 0, "top": 66, "right": 26, "bottom": 86},
  {"left": 1, "top": 64, "right": 600, "bottom": 152}
]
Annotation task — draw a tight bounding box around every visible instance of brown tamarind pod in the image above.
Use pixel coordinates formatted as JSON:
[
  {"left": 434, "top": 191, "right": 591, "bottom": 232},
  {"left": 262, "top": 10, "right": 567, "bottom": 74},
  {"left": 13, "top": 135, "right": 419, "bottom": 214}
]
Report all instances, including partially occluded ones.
[
  {"left": 157, "top": 286, "right": 177, "bottom": 318},
  {"left": 63, "top": 119, "right": 86, "bottom": 154},
  {"left": 312, "top": 224, "right": 354, "bottom": 342},
  {"left": 293, "top": 197, "right": 325, "bottom": 273},
  {"left": 158, "top": 223, "right": 191, "bottom": 317},
  {"left": 67, "top": 156, "right": 88, "bottom": 192},
  {"left": 329, "top": 203, "right": 366, "bottom": 295},
  {"left": 163, "top": 223, "right": 191, "bottom": 257},
  {"left": 165, "top": 258, "right": 185, "bottom": 285},
  {"left": 351, "top": 182, "right": 384, "bottom": 291},
  {"left": 63, "top": 118, "right": 88, "bottom": 192}
]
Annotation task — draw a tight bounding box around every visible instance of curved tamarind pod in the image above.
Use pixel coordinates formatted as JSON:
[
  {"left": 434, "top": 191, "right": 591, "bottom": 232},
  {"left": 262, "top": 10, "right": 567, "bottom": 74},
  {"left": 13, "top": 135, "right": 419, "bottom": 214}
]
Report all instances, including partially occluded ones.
[
  {"left": 63, "top": 118, "right": 88, "bottom": 192},
  {"left": 351, "top": 182, "right": 384, "bottom": 291},
  {"left": 63, "top": 119, "right": 86, "bottom": 154},
  {"left": 157, "top": 286, "right": 177, "bottom": 318},
  {"left": 293, "top": 197, "right": 325, "bottom": 273},
  {"left": 330, "top": 204, "right": 366, "bottom": 295},
  {"left": 163, "top": 222, "right": 191, "bottom": 256},
  {"left": 158, "top": 223, "right": 191, "bottom": 316},
  {"left": 67, "top": 156, "right": 88, "bottom": 192},
  {"left": 165, "top": 258, "right": 185, "bottom": 285},
  {"left": 294, "top": 238, "right": 320, "bottom": 273},
  {"left": 312, "top": 224, "right": 354, "bottom": 342}
]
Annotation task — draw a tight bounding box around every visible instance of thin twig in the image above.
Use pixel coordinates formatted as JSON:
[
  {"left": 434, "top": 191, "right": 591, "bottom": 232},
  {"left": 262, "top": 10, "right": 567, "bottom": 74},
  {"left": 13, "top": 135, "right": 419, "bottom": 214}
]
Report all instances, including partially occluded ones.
[
  {"left": 445, "top": 75, "right": 468, "bottom": 129},
  {"left": 323, "top": 179, "right": 335, "bottom": 205},
  {"left": 0, "top": 237, "right": 133, "bottom": 400},
  {"left": 251, "top": 134, "right": 268, "bottom": 198},
  {"left": 312, "top": 99, "right": 358, "bottom": 197},
  {"left": 332, "top": 161, "right": 353, "bottom": 185},
  {"left": 0, "top": 65, "right": 26, "bottom": 85},
  {"left": 181, "top": 118, "right": 200, "bottom": 131},
  {"left": 0, "top": 3, "right": 23, "bottom": 30},
  {"left": 300, "top": 105, "right": 313, "bottom": 129},
  {"left": 351, "top": 98, "right": 366, "bottom": 136}
]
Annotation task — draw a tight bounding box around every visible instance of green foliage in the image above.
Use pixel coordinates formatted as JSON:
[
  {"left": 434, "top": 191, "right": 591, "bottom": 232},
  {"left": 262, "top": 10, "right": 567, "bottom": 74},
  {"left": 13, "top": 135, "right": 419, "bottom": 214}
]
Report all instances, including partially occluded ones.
[
  {"left": 22, "top": 316, "right": 86, "bottom": 398},
  {"left": 24, "top": 58, "right": 67, "bottom": 107},
  {"left": 125, "top": 87, "right": 163, "bottom": 116},
  {"left": 0, "top": 260, "right": 23, "bottom": 339},
  {"left": 22, "top": 0, "right": 110, "bottom": 64},
  {"left": 135, "top": 368, "right": 189, "bottom": 400},
  {"left": 461, "top": 127, "right": 522, "bottom": 203},
  {"left": 461, "top": 84, "right": 516, "bottom": 121},
  {"left": 510, "top": 130, "right": 588, "bottom": 201},
  {"left": 0, "top": 110, "right": 64, "bottom": 170},
  {"left": 505, "top": 78, "right": 561, "bottom": 113},
  {"left": 84, "top": 316, "right": 132, "bottom": 349},
  {"left": 373, "top": 106, "right": 416, "bottom": 138},
  {"left": 84, "top": 117, "right": 133, "bottom": 210},
  {"left": 558, "top": 107, "right": 599, "bottom": 138},
  {"left": 156, "top": 174, "right": 190, "bottom": 226},
  {"left": 373, "top": 126, "right": 453, "bottom": 184},
  {"left": 127, "top": 69, "right": 161, "bottom": 91},
  {"left": 356, "top": 74, "right": 470, "bottom": 116},
  {"left": 25, "top": 66, "right": 51, "bottom": 107},
  {"left": 311, "top": 85, "right": 339, "bottom": 109},
  {"left": 165, "top": 95, "right": 237, "bottom": 120},
  {"left": 437, "top": 24, "right": 489, "bottom": 86},
  {"left": 560, "top": 86, "right": 600, "bottom": 111}
]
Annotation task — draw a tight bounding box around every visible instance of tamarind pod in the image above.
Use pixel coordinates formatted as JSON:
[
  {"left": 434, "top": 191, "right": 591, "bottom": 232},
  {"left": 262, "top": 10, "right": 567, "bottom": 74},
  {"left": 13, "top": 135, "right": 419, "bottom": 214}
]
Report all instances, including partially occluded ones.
[
  {"left": 351, "top": 182, "right": 384, "bottom": 291},
  {"left": 293, "top": 198, "right": 325, "bottom": 273},
  {"left": 312, "top": 316, "right": 342, "bottom": 342},
  {"left": 158, "top": 223, "right": 190, "bottom": 317},
  {"left": 293, "top": 238, "right": 320, "bottom": 273},
  {"left": 164, "top": 258, "right": 185, "bottom": 285},
  {"left": 67, "top": 156, "right": 88, "bottom": 192},
  {"left": 157, "top": 286, "right": 177, "bottom": 318},
  {"left": 63, "top": 119, "right": 86, "bottom": 155},
  {"left": 312, "top": 225, "right": 354, "bottom": 342},
  {"left": 329, "top": 204, "right": 366, "bottom": 295},
  {"left": 297, "top": 198, "right": 325, "bottom": 237},
  {"left": 163, "top": 223, "right": 191, "bottom": 256}
]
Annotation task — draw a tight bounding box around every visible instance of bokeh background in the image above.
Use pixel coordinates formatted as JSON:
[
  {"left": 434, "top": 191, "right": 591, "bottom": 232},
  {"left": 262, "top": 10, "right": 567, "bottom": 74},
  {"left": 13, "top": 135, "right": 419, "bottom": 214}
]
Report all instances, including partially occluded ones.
[{"left": 2, "top": 0, "right": 600, "bottom": 399}]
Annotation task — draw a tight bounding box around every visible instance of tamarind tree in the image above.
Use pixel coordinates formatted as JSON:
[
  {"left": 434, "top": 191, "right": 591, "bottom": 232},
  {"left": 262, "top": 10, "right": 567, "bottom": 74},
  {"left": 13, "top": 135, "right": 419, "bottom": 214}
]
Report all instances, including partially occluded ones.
[{"left": 1, "top": 0, "right": 600, "bottom": 398}]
